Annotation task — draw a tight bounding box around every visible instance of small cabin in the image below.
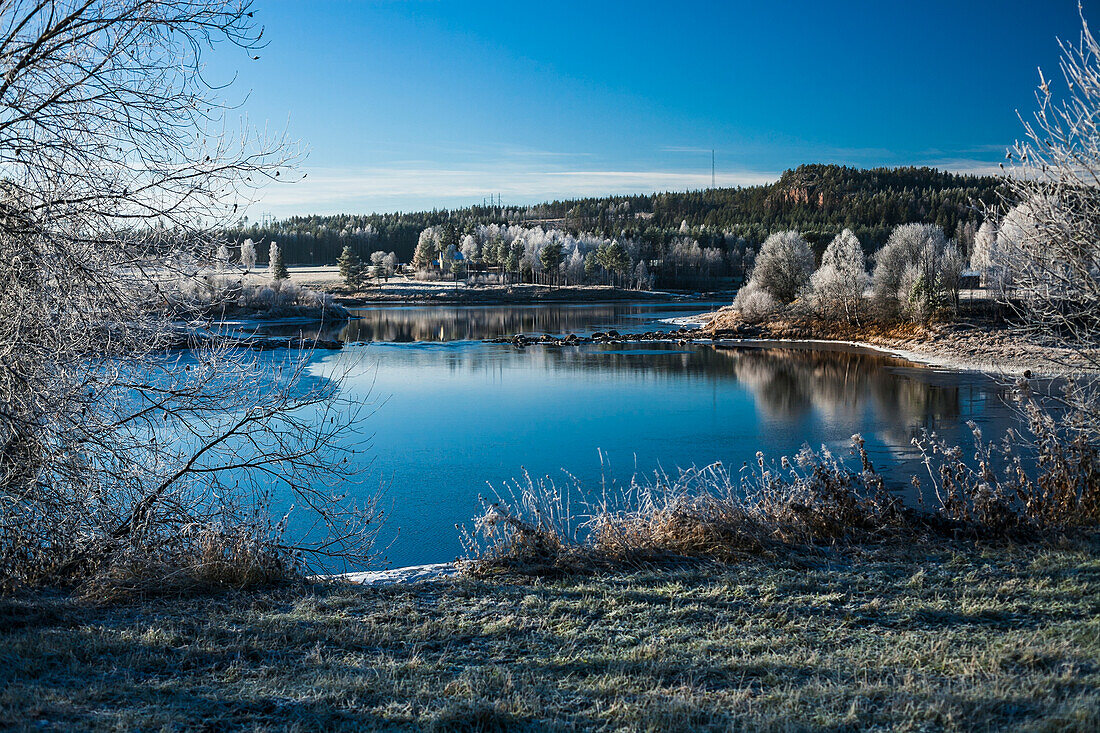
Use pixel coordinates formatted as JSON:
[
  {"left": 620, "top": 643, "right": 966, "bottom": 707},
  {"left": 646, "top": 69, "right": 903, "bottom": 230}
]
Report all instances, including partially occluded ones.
[{"left": 959, "top": 270, "right": 982, "bottom": 290}]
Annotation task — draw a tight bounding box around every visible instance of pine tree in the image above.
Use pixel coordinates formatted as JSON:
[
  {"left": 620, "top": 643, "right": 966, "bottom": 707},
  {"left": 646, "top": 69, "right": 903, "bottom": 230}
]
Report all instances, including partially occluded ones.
[
  {"left": 338, "top": 245, "right": 365, "bottom": 288},
  {"left": 584, "top": 251, "right": 599, "bottom": 281},
  {"left": 538, "top": 240, "right": 563, "bottom": 284}
]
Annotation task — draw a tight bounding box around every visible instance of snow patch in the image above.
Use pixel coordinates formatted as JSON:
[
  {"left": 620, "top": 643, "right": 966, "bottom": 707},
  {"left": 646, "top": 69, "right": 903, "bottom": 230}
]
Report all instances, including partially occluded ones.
[{"left": 319, "top": 562, "right": 459, "bottom": 587}]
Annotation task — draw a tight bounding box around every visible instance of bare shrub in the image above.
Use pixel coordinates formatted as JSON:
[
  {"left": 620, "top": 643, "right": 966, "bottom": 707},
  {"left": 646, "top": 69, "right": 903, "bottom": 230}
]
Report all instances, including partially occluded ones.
[
  {"left": 0, "top": 1, "right": 376, "bottom": 592},
  {"left": 996, "top": 6, "right": 1100, "bottom": 442}
]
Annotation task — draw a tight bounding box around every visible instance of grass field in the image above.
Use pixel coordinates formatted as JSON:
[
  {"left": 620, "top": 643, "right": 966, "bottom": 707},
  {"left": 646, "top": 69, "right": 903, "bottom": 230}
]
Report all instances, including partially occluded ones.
[{"left": 2, "top": 537, "right": 1098, "bottom": 731}]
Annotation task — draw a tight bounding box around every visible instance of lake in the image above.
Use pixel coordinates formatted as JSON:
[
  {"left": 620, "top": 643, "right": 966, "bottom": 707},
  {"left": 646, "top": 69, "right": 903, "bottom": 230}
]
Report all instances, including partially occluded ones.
[{"left": 256, "top": 301, "right": 1024, "bottom": 571}]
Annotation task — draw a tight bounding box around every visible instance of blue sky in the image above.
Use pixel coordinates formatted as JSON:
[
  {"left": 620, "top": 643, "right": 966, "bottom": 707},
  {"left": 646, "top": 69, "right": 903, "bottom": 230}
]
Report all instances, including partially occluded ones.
[{"left": 210, "top": 0, "right": 1089, "bottom": 217}]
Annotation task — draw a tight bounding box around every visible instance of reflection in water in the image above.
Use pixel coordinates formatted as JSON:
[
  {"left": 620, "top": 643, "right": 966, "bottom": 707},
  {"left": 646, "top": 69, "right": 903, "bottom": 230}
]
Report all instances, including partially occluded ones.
[
  {"left": 718, "top": 345, "right": 963, "bottom": 423},
  {"left": 253, "top": 301, "right": 726, "bottom": 343},
  {"left": 287, "top": 315, "right": 1025, "bottom": 569}
]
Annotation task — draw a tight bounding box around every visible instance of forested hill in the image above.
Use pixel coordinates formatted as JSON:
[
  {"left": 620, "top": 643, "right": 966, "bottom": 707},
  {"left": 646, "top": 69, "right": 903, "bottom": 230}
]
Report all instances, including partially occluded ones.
[
  {"left": 230, "top": 164, "right": 1003, "bottom": 265},
  {"left": 648, "top": 165, "right": 1001, "bottom": 237}
]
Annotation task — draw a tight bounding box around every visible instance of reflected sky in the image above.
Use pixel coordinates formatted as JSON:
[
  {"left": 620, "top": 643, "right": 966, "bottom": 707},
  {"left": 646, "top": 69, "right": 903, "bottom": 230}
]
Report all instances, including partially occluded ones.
[{"left": 277, "top": 307, "right": 1026, "bottom": 570}]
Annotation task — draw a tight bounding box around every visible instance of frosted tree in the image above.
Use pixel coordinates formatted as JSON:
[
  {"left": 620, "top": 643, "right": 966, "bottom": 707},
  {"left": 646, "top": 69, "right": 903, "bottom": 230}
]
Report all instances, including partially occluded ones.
[
  {"left": 241, "top": 238, "right": 257, "bottom": 271},
  {"left": 954, "top": 220, "right": 977, "bottom": 255},
  {"left": 744, "top": 230, "right": 813, "bottom": 304},
  {"left": 382, "top": 252, "right": 397, "bottom": 278},
  {"left": 808, "top": 229, "right": 868, "bottom": 322},
  {"left": 703, "top": 247, "right": 724, "bottom": 278},
  {"left": 985, "top": 203, "right": 1038, "bottom": 294},
  {"left": 872, "top": 224, "right": 962, "bottom": 321},
  {"left": 566, "top": 247, "right": 586, "bottom": 284},
  {"left": 634, "top": 259, "right": 652, "bottom": 290},
  {"left": 215, "top": 243, "right": 232, "bottom": 271},
  {"left": 269, "top": 241, "right": 288, "bottom": 281},
  {"left": 412, "top": 227, "right": 439, "bottom": 269},
  {"left": 0, "top": 0, "right": 373, "bottom": 586},
  {"left": 969, "top": 220, "right": 997, "bottom": 272},
  {"left": 443, "top": 243, "right": 458, "bottom": 265},
  {"left": 460, "top": 234, "right": 479, "bottom": 263}
]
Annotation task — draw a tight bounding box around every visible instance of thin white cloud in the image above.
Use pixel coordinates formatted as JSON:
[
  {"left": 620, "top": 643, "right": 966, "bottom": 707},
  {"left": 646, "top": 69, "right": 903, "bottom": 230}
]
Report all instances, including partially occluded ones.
[
  {"left": 660, "top": 146, "right": 715, "bottom": 154},
  {"left": 244, "top": 151, "right": 1012, "bottom": 218},
  {"left": 922, "top": 158, "right": 1009, "bottom": 177}
]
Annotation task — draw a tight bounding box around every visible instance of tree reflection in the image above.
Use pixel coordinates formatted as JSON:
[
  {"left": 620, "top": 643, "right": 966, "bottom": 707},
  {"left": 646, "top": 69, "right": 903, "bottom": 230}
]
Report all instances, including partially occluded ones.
[{"left": 248, "top": 302, "right": 721, "bottom": 343}]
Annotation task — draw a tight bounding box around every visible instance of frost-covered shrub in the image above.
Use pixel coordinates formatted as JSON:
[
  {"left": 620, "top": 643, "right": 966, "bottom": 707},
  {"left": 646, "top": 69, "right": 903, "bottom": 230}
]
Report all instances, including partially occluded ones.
[
  {"left": 163, "top": 275, "right": 335, "bottom": 315},
  {"left": 733, "top": 281, "right": 779, "bottom": 321},
  {"left": 250, "top": 285, "right": 277, "bottom": 309},
  {"left": 745, "top": 231, "right": 813, "bottom": 304}
]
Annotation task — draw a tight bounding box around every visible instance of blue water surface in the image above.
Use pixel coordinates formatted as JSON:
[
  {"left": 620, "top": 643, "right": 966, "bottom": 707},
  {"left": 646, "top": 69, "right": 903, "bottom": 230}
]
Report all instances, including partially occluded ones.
[{"left": 263, "top": 301, "right": 1022, "bottom": 570}]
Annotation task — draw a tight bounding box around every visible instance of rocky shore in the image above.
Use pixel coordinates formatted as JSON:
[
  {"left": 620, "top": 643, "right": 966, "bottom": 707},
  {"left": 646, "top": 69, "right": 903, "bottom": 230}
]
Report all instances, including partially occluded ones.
[
  {"left": 479, "top": 305, "right": 1098, "bottom": 378},
  {"left": 486, "top": 326, "right": 703, "bottom": 347}
]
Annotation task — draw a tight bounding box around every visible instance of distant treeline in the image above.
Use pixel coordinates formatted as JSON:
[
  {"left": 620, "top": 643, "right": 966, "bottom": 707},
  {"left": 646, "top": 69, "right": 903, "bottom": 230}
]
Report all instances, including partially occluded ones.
[{"left": 224, "top": 164, "right": 1004, "bottom": 266}]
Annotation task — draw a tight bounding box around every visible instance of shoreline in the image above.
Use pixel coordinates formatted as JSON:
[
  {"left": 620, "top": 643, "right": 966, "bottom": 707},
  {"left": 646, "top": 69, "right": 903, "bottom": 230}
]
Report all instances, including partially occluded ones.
[
  {"left": 690, "top": 307, "right": 1095, "bottom": 378},
  {"left": 277, "top": 267, "right": 724, "bottom": 306},
  {"left": 333, "top": 286, "right": 710, "bottom": 307}
]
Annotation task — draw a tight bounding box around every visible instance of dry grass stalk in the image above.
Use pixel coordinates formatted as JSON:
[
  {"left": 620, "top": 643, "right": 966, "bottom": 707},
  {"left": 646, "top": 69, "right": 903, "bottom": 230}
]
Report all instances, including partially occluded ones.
[{"left": 465, "top": 423, "right": 1099, "bottom": 573}]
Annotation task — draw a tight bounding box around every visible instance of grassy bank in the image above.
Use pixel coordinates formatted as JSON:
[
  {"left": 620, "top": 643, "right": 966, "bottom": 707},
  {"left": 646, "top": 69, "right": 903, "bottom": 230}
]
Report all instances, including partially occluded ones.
[{"left": 2, "top": 538, "right": 1097, "bottom": 731}]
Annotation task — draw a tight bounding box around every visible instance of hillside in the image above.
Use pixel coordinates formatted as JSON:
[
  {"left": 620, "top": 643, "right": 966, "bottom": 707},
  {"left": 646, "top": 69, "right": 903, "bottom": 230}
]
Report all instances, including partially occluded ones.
[{"left": 229, "top": 164, "right": 1003, "bottom": 266}]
